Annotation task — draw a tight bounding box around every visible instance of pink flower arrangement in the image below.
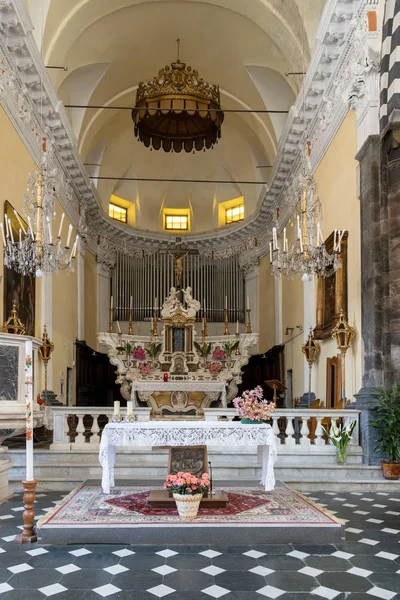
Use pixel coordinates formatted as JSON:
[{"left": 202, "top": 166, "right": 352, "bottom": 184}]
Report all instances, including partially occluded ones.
[
  {"left": 233, "top": 386, "right": 276, "bottom": 421},
  {"left": 212, "top": 348, "right": 225, "bottom": 361},
  {"left": 132, "top": 347, "right": 146, "bottom": 361},
  {"left": 164, "top": 472, "right": 211, "bottom": 496},
  {"left": 138, "top": 362, "right": 151, "bottom": 375},
  {"left": 209, "top": 362, "right": 222, "bottom": 374}
]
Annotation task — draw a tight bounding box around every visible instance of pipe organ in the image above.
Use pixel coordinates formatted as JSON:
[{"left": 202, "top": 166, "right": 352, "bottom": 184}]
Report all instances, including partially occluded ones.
[{"left": 111, "top": 251, "right": 245, "bottom": 322}]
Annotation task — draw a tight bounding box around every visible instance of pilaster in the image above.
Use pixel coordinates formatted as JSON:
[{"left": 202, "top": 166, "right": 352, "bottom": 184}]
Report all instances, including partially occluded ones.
[
  {"left": 244, "top": 264, "right": 259, "bottom": 339},
  {"left": 274, "top": 277, "right": 283, "bottom": 346},
  {"left": 40, "top": 274, "right": 53, "bottom": 391},
  {"left": 97, "top": 261, "right": 111, "bottom": 345},
  {"left": 77, "top": 247, "right": 85, "bottom": 341}
]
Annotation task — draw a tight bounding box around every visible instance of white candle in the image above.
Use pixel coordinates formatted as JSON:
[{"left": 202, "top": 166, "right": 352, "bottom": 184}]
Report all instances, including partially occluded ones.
[
  {"left": 225, "top": 296, "right": 227, "bottom": 309},
  {"left": 317, "top": 222, "right": 322, "bottom": 246},
  {"left": 70, "top": 235, "right": 78, "bottom": 259},
  {"left": 130, "top": 296, "right": 133, "bottom": 309},
  {"left": 19, "top": 228, "right": 22, "bottom": 248},
  {"left": 236, "top": 319, "right": 239, "bottom": 334},
  {"left": 299, "top": 235, "right": 304, "bottom": 253},
  {"left": 27, "top": 216, "right": 34, "bottom": 239},
  {"left": 297, "top": 215, "right": 301, "bottom": 239},
  {"left": 8, "top": 219, "right": 14, "bottom": 243},
  {"left": 114, "top": 401, "right": 120, "bottom": 416},
  {"left": 66, "top": 224, "right": 72, "bottom": 248},
  {"left": 269, "top": 242, "right": 273, "bottom": 263},
  {"left": 46, "top": 217, "right": 53, "bottom": 244},
  {"left": 4, "top": 214, "right": 9, "bottom": 238},
  {"left": 58, "top": 213, "right": 65, "bottom": 238},
  {"left": 154, "top": 297, "right": 158, "bottom": 310},
  {"left": 0, "top": 224, "right": 5, "bottom": 246},
  {"left": 247, "top": 296, "right": 250, "bottom": 310},
  {"left": 334, "top": 229, "right": 337, "bottom": 251},
  {"left": 127, "top": 401, "right": 133, "bottom": 416},
  {"left": 116, "top": 320, "right": 122, "bottom": 335},
  {"left": 25, "top": 340, "right": 34, "bottom": 481},
  {"left": 283, "top": 227, "right": 287, "bottom": 252},
  {"left": 203, "top": 298, "right": 206, "bottom": 312},
  {"left": 14, "top": 210, "right": 26, "bottom": 235},
  {"left": 110, "top": 296, "right": 114, "bottom": 310}
]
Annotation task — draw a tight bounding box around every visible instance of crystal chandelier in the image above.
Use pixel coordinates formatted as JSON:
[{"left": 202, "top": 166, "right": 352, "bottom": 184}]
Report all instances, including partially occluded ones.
[
  {"left": 270, "top": 171, "right": 345, "bottom": 281},
  {"left": 0, "top": 145, "right": 78, "bottom": 278},
  {"left": 132, "top": 40, "right": 224, "bottom": 153}
]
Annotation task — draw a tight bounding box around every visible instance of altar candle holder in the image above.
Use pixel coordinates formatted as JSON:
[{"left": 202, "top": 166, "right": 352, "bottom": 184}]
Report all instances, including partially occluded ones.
[
  {"left": 224, "top": 308, "right": 230, "bottom": 336},
  {"left": 246, "top": 309, "right": 252, "bottom": 334},
  {"left": 108, "top": 307, "right": 113, "bottom": 333},
  {"left": 128, "top": 308, "right": 133, "bottom": 335},
  {"left": 151, "top": 311, "right": 158, "bottom": 337},
  {"left": 203, "top": 309, "right": 208, "bottom": 338},
  {"left": 235, "top": 332, "right": 241, "bottom": 355}
]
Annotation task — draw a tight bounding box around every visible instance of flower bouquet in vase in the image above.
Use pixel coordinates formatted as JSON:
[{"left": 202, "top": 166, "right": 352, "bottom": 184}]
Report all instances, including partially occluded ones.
[
  {"left": 322, "top": 420, "right": 356, "bottom": 464},
  {"left": 164, "top": 472, "right": 211, "bottom": 519},
  {"left": 233, "top": 386, "right": 276, "bottom": 424}
]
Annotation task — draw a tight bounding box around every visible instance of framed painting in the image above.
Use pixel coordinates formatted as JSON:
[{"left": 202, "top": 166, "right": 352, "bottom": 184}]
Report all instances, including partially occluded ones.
[
  {"left": 314, "top": 230, "right": 348, "bottom": 340},
  {"left": 3, "top": 201, "right": 36, "bottom": 336},
  {"left": 168, "top": 446, "right": 209, "bottom": 478}
]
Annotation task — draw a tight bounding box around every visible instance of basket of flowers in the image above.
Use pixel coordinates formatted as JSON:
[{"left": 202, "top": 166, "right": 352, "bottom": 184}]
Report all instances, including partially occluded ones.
[
  {"left": 233, "top": 386, "right": 276, "bottom": 423},
  {"left": 164, "top": 472, "right": 211, "bottom": 519}
]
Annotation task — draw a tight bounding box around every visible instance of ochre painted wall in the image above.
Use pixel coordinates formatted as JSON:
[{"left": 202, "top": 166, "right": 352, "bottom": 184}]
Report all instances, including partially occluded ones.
[
  {"left": 0, "top": 107, "right": 79, "bottom": 402},
  {"left": 313, "top": 110, "right": 361, "bottom": 402},
  {"left": 84, "top": 250, "right": 98, "bottom": 349},
  {"left": 282, "top": 277, "right": 304, "bottom": 400},
  {"left": 258, "top": 255, "right": 275, "bottom": 353},
  {"left": 0, "top": 107, "right": 42, "bottom": 338}
]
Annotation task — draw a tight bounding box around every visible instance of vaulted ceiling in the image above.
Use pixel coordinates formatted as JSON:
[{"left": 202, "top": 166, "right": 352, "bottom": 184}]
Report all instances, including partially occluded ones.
[{"left": 25, "top": 0, "right": 327, "bottom": 235}]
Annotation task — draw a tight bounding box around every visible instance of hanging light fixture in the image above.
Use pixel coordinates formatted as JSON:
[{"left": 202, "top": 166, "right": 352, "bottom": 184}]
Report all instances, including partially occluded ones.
[
  {"left": 132, "top": 40, "right": 224, "bottom": 153},
  {"left": 269, "top": 162, "right": 345, "bottom": 280},
  {"left": 0, "top": 140, "right": 78, "bottom": 278}
]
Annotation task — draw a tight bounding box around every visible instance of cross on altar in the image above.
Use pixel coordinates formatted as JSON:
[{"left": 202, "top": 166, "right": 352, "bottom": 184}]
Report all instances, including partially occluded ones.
[{"left": 168, "top": 237, "right": 199, "bottom": 288}]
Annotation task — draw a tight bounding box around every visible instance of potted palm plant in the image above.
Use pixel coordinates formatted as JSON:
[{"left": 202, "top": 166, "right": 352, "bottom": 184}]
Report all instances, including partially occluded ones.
[
  {"left": 370, "top": 383, "right": 400, "bottom": 480},
  {"left": 194, "top": 341, "right": 211, "bottom": 370}
]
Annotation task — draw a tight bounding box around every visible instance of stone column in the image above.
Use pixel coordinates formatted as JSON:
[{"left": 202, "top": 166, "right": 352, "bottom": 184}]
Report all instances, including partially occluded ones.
[{"left": 353, "top": 134, "right": 385, "bottom": 464}]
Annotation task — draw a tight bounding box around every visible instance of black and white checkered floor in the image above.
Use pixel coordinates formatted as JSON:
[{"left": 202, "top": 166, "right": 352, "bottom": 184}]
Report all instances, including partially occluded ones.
[{"left": 0, "top": 489, "right": 399, "bottom": 599}]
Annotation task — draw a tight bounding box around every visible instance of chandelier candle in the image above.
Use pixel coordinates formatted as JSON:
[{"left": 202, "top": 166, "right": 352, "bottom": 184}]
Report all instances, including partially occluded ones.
[{"left": 57, "top": 213, "right": 65, "bottom": 238}]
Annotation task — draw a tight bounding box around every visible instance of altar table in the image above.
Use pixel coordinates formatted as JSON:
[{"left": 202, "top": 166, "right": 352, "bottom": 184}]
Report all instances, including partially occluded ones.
[
  {"left": 99, "top": 421, "right": 277, "bottom": 494},
  {"left": 130, "top": 381, "right": 227, "bottom": 407}
]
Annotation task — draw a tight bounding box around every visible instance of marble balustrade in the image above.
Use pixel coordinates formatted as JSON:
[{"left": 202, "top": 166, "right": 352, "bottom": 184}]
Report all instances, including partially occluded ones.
[{"left": 49, "top": 407, "right": 361, "bottom": 453}]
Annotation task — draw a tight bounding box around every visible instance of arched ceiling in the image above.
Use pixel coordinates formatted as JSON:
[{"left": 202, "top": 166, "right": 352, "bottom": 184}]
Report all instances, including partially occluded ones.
[{"left": 25, "top": 0, "right": 327, "bottom": 236}]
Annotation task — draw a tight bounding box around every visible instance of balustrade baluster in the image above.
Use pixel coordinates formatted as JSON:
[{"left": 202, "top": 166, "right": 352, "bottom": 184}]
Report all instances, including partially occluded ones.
[
  {"left": 314, "top": 417, "right": 325, "bottom": 446},
  {"left": 271, "top": 416, "right": 280, "bottom": 443},
  {"left": 299, "top": 417, "right": 311, "bottom": 446},
  {"left": 90, "top": 415, "right": 100, "bottom": 445},
  {"left": 285, "top": 416, "right": 296, "bottom": 446},
  {"left": 75, "top": 415, "right": 86, "bottom": 445}
]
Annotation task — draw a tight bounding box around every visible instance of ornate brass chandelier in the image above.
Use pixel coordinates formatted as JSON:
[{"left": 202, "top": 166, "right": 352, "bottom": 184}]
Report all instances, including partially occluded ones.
[{"left": 132, "top": 41, "right": 224, "bottom": 153}]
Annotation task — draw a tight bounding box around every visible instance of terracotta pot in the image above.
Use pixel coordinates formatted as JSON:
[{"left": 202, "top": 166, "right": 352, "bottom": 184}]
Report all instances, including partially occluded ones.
[
  {"left": 381, "top": 461, "right": 400, "bottom": 480},
  {"left": 173, "top": 493, "right": 203, "bottom": 519}
]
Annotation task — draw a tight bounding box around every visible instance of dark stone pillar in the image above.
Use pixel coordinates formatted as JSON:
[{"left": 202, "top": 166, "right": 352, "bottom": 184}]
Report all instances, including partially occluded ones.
[{"left": 352, "top": 135, "right": 386, "bottom": 464}]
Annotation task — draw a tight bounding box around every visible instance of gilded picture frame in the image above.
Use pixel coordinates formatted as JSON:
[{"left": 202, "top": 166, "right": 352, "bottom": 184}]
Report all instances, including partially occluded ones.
[
  {"left": 314, "top": 230, "right": 348, "bottom": 340},
  {"left": 3, "top": 201, "right": 36, "bottom": 336}
]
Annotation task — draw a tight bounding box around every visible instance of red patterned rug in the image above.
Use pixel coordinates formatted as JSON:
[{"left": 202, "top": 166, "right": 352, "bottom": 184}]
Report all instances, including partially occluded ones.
[{"left": 105, "top": 491, "right": 270, "bottom": 517}]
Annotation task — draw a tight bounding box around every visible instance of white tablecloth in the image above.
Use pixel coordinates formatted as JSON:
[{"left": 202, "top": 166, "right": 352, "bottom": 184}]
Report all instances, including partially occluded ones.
[
  {"left": 99, "top": 421, "right": 277, "bottom": 494},
  {"left": 131, "top": 381, "right": 227, "bottom": 407}
]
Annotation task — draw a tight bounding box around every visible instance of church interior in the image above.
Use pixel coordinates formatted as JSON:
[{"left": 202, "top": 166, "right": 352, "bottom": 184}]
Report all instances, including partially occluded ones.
[{"left": 0, "top": 0, "right": 399, "bottom": 598}]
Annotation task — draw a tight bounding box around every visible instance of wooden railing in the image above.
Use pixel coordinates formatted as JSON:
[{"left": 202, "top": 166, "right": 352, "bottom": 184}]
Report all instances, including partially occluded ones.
[{"left": 49, "top": 407, "right": 361, "bottom": 452}]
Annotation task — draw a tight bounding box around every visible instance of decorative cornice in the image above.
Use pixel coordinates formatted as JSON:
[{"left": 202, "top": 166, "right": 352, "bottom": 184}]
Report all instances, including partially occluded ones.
[{"left": 0, "top": 0, "right": 379, "bottom": 262}]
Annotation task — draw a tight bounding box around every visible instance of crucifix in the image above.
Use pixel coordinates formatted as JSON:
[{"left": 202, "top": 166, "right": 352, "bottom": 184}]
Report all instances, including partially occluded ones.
[{"left": 168, "top": 237, "right": 199, "bottom": 288}]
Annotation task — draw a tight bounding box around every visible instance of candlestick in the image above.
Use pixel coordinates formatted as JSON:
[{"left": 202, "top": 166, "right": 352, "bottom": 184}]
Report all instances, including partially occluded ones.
[
  {"left": 14, "top": 480, "right": 38, "bottom": 544},
  {"left": 246, "top": 308, "right": 252, "bottom": 334},
  {"left": 128, "top": 307, "right": 133, "bottom": 335},
  {"left": 224, "top": 307, "right": 230, "bottom": 335},
  {"left": 152, "top": 311, "right": 158, "bottom": 337},
  {"left": 235, "top": 331, "right": 241, "bottom": 355}
]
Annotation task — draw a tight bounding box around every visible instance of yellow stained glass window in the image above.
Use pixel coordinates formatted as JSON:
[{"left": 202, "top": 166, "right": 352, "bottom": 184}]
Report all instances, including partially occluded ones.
[
  {"left": 109, "top": 203, "right": 127, "bottom": 223},
  {"left": 165, "top": 214, "right": 188, "bottom": 231},
  {"left": 225, "top": 204, "right": 244, "bottom": 224}
]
